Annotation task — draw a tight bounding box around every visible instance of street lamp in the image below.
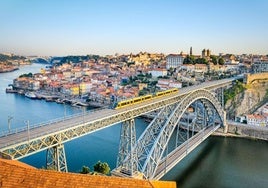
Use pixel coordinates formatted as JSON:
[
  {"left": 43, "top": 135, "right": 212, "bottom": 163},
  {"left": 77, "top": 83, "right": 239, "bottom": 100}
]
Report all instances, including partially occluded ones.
[
  {"left": 8, "top": 116, "right": 13, "bottom": 132},
  {"left": 82, "top": 107, "right": 85, "bottom": 123},
  {"left": 24, "top": 120, "right": 30, "bottom": 141},
  {"left": 64, "top": 103, "right": 67, "bottom": 119}
]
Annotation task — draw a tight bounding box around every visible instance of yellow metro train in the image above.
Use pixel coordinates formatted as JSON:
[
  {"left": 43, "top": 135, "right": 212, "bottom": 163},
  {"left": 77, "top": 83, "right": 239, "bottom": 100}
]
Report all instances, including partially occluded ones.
[{"left": 115, "top": 88, "right": 178, "bottom": 109}]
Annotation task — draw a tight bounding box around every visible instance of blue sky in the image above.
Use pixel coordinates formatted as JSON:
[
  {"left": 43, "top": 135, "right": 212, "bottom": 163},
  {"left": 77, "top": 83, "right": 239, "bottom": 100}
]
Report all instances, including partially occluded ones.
[{"left": 0, "top": 0, "right": 267, "bottom": 56}]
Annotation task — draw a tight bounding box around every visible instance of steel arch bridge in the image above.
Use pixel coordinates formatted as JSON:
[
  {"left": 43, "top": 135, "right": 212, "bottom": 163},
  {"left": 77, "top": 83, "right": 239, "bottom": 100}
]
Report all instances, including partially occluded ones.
[
  {"left": 0, "top": 76, "right": 241, "bottom": 179},
  {"left": 112, "top": 89, "right": 226, "bottom": 179}
]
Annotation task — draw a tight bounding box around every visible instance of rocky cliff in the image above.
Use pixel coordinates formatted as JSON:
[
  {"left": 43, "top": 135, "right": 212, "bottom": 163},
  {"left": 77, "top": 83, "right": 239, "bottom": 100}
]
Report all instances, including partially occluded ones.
[{"left": 225, "top": 80, "right": 268, "bottom": 119}]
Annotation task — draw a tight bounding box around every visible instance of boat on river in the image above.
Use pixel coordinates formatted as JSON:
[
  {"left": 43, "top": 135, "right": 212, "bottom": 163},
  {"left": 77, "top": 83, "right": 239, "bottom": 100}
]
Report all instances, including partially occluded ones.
[
  {"left": 5, "top": 88, "right": 17, "bottom": 93},
  {"left": 25, "top": 92, "right": 37, "bottom": 99}
]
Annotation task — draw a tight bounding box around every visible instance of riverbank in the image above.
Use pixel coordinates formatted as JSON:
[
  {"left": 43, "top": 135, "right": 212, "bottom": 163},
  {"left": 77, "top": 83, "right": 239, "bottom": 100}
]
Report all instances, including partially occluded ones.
[
  {"left": 213, "top": 123, "right": 268, "bottom": 141},
  {"left": 141, "top": 113, "right": 268, "bottom": 141},
  {"left": 0, "top": 66, "right": 19, "bottom": 73}
]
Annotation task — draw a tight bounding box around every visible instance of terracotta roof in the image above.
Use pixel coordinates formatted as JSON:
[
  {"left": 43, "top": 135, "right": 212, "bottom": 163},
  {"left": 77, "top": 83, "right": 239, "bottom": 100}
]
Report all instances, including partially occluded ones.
[{"left": 0, "top": 159, "right": 176, "bottom": 188}]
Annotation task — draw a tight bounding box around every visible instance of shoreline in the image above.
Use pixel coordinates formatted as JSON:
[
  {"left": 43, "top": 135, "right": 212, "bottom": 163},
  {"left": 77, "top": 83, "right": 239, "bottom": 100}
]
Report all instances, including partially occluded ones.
[
  {"left": 0, "top": 67, "right": 19, "bottom": 73},
  {"left": 212, "top": 131, "right": 268, "bottom": 142}
]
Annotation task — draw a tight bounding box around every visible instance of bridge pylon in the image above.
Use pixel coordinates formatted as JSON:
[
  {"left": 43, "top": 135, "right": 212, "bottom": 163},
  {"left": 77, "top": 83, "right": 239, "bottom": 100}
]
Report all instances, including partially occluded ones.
[
  {"left": 46, "top": 143, "right": 68, "bottom": 172},
  {"left": 223, "top": 111, "right": 228, "bottom": 133},
  {"left": 113, "top": 118, "right": 140, "bottom": 177}
]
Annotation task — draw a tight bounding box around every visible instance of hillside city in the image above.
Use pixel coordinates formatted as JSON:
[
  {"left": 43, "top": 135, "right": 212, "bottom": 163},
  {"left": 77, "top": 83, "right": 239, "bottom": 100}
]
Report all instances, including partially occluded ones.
[{"left": 1, "top": 49, "right": 268, "bottom": 127}]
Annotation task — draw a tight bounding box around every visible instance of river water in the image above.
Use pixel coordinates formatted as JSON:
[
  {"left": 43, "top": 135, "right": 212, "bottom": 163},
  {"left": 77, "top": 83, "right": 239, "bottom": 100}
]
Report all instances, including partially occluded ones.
[{"left": 0, "top": 64, "right": 267, "bottom": 188}]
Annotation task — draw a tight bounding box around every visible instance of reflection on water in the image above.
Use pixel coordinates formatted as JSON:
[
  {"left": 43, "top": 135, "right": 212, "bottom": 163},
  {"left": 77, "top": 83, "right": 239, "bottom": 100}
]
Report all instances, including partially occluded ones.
[{"left": 162, "top": 136, "right": 268, "bottom": 188}]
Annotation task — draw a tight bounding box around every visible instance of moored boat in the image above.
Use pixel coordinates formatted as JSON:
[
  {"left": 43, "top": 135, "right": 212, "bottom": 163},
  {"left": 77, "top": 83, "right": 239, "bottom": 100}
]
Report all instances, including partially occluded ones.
[
  {"left": 6, "top": 88, "right": 17, "bottom": 93},
  {"left": 25, "top": 92, "right": 37, "bottom": 99}
]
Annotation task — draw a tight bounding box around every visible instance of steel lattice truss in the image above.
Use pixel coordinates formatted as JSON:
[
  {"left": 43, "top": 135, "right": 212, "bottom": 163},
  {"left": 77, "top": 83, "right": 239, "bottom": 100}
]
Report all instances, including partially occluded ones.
[
  {"left": 116, "top": 89, "right": 225, "bottom": 179},
  {"left": 46, "top": 144, "right": 68, "bottom": 172},
  {"left": 0, "top": 93, "right": 185, "bottom": 160},
  {"left": 0, "top": 78, "right": 232, "bottom": 160},
  {"left": 117, "top": 119, "right": 137, "bottom": 172}
]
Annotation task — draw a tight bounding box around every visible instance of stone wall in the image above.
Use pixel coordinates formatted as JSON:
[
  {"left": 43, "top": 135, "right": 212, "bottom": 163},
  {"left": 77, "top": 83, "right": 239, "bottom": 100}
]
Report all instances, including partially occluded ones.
[
  {"left": 227, "top": 122, "right": 268, "bottom": 141},
  {"left": 245, "top": 73, "right": 268, "bottom": 84}
]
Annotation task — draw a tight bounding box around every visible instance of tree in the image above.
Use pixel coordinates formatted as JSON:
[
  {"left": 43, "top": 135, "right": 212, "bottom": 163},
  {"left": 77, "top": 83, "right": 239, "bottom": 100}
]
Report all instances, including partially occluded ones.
[
  {"left": 195, "top": 58, "right": 208, "bottom": 65},
  {"left": 183, "top": 55, "right": 195, "bottom": 64},
  {"left": 93, "top": 161, "right": 110, "bottom": 175},
  {"left": 80, "top": 166, "right": 90, "bottom": 174},
  {"left": 210, "top": 55, "right": 217, "bottom": 65},
  {"left": 19, "top": 72, "right": 33, "bottom": 78},
  {"left": 139, "top": 89, "right": 147, "bottom": 96},
  {"left": 145, "top": 73, "right": 152, "bottom": 78},
  {"left": 218, "top": 58, "right": 225, "bottom": 65}
]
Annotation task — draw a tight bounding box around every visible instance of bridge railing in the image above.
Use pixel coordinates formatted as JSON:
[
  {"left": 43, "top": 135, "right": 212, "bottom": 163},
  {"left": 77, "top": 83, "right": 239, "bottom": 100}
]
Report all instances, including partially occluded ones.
[
  {"left": 0, "top": 107, "right": 107, "bottom": 148},
  {"left": 0, "top": 107, "right": 105, "bottom": 138},
  {"left": 0, "top": 120, "right": 86, "bottom": 149}
]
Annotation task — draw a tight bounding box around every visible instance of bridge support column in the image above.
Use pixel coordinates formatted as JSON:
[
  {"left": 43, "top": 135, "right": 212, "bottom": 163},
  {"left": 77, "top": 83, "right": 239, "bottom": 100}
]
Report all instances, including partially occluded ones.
[
  {"left": 221, "top": 87, "right": 225, "bottom": 108},
  {"left": 46, "top": 143, "right": 68, "bottom": 172},
  {"left": 223, "top": 111, "right": 228, "bottom": 133},
  {"left": 116, "top": 118, "right": 137, "bottom": 176}
]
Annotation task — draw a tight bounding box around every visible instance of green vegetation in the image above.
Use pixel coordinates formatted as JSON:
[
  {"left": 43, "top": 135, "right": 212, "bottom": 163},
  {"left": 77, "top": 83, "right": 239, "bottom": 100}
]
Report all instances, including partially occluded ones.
[
  {"left": 157, "top": 75, "right": 169, "bottom": 79},
  {"left": 0, "top": 53, "right": 26, "bottom": 62},
  {"left": 19, "top": 72, "right": 33, "bottom": 78},
  {"left": 183, "top": 55, "right": 208, "bottom": 65},
  {"left": 60, "top": 55, "right": 100, "bottom": 64},
  {"left": 183, "top": 55, "right": 225, "bottom": 66},
  {"left": 183, "top": 55, "right": 195, "bottom": 64},
  {"left": 218, "top": 57, "right": 225, "bottom": 65},
  {"left": 128, "top": 73, "right": 152, "bottom": 86},
  {"left": 79, "top": 161, "right": 110, "bottom": 175},
  {"left": 127, "top": 61, "right": 135, "bottom": 67},
  {"left": 224, "top": 81, "right": 245, "bottom": 104},
  {"left": 210, "top": 55, "right": 217, "bottom": 65},
  {"left": 139, "top": 89, "right": 149, "bottom": 96},
  {"left": 93, "top": 161, "right": 110, "bottom": 175},
  {"left": 195, "top": 58, "right": 208, "bottom": 65},
  {"left": 80, "top": 166, "right": 90, "bottom": 174}
]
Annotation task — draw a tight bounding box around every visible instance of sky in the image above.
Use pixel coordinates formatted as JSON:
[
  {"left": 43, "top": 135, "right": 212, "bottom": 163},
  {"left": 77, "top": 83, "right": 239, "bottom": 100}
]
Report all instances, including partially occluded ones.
[{"left": 0, "top": 0, "right": 268, "bottom": 56}]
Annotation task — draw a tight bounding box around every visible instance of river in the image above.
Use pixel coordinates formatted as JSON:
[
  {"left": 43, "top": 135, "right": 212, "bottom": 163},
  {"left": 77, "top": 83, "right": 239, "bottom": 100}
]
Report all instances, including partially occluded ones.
[{"left": 0, "top": 64, "right": 267, "bottom": 188}]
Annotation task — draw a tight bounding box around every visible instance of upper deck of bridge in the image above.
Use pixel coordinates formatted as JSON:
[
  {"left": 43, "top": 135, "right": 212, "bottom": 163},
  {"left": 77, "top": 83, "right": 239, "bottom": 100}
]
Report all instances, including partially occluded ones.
[{"left": 0, "top": 77, "right": 237, "bottom": 151}]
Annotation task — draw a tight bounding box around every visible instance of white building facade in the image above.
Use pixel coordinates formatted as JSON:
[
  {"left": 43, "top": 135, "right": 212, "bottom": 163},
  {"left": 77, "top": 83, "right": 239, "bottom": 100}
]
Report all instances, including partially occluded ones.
[
  {"left": 149, "top": 68, "right": 168, "bottom": 78},
  {"left": 166, "top": 54, "right": 184, "bottom": 69}
]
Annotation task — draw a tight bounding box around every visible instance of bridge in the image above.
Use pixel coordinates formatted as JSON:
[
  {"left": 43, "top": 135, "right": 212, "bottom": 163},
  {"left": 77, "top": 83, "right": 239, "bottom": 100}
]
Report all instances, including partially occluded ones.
[{"left": 0, "top": 76, "right": 242, "bottom": 179}]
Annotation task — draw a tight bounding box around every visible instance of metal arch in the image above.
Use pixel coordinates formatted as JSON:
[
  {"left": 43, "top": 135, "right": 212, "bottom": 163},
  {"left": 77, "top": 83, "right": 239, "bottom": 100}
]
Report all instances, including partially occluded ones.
[
  {"left": 133, "top": 104, "right": 177, "bottom": 170},
  {"left": 1, "top": 77, "right": 234, "bottom": 160},
  {"left": 134, "top": 89, "right": 225, "bottom": 179}
]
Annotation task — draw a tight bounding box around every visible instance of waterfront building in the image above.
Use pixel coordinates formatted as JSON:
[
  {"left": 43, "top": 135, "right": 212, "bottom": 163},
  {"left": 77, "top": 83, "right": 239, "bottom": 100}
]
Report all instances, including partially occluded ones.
[
  {"left": 13, "top": 77, "right": 40, "bottom": 91},
  {"left": 246, "top": 114, "right": 267, "bottom": 127},
  {"left": 166, "top": 54, "right": 184, "bottom": 69},
  {"left": 79, "top": 82, "right": 92, "bottom": 95},
  {"left": 28, "top": 80, "right": 40, "bottom": 91},
  {"left": 61, "top": 84, "right": 80, "bottom": 96}
]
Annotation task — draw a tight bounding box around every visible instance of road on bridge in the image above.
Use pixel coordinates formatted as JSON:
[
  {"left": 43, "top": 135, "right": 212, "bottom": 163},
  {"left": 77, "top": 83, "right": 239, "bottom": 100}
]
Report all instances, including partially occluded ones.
[
  {"left": 154, "top": 125, "right": 220, "bottom": 180},
  {"left": 0, "top": 77, "right": 235, "bottom": 158}
]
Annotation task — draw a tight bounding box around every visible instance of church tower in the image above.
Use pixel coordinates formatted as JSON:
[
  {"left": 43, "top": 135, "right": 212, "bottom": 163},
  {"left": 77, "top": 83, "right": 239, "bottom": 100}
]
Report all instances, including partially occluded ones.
[{"left": 190, "top": 47, "right": 192, "bottom": 56}]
